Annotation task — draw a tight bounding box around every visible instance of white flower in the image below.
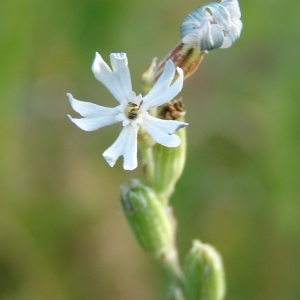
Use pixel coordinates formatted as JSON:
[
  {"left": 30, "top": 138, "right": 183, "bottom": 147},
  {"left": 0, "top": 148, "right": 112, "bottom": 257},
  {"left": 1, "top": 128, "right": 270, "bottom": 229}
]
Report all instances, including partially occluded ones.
[
  {"left": 67, "top": 52, "right": 187, "bottom": 170},
  {"left": 180, "top": 0, "right": 243, "bottom": 51}
]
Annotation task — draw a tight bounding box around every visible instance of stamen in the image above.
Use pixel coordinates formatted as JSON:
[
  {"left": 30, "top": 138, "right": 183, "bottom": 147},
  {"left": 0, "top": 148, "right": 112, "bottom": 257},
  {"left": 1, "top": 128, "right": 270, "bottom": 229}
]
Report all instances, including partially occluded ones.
[{"left": 126, "top": 100, "right": 143, "bottom": 120}]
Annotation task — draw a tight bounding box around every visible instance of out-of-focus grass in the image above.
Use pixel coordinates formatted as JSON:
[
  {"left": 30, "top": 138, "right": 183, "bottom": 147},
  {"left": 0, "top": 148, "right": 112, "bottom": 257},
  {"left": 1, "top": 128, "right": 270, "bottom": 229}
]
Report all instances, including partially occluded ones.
[{"left": 1, "top": 1, "right": 300, "bottom": 299}]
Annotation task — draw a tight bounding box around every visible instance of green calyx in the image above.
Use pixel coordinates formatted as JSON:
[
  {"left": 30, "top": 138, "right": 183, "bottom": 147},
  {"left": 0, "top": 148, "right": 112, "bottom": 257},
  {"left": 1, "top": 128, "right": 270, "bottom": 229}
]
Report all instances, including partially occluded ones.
[
  {"left": 183, "top": 240, "right": 226, "bottom": 300},
  {"left": 120, "top": 179, "right": 175, "bottom": 260}
]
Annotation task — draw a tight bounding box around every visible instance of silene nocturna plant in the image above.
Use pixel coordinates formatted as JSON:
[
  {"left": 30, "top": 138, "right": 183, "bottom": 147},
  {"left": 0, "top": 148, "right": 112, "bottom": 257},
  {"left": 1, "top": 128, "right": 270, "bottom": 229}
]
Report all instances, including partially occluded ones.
[{"left": 67, "top": 1, "right": 242, "bottom": 299}]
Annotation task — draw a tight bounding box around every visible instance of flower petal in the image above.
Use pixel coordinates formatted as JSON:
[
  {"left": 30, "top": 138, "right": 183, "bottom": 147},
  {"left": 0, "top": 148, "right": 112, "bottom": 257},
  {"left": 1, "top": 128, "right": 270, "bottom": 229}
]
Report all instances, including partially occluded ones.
[
  {"left": 91, "top": 52, "right": 127, "bottom": 104},
  {"left": 226, "top": 17, "right": 243, "bottom": 42},
  {"left": 206, "top": 3, "right": 231, "bottom": 31},
  {"left": 181, "top": 7, "right": 209, "bottom": 46},
  {"left": 67, "top": 93, "right": 122, "bottom": 117},
  {"left": 143, "top": 113, "right": 188, "bottom": 133},
  {"left": 142, "top": 114, "right": 187, "bottom": 147},
  {"left": 103, "top": 125, "right": 138, "bottom": 170},
  {"left": 68, "top": 114, "right": 120, "bottom": 131},
  {"left": 110, "top": 53, "right": 134, "bottom": 101},
  {"left": 221, "top": 0, "right": 241, "bottom": 19},
  {"left": 142, "top": 67, "right": 183, "bottom": 111},
  {"left": 199, "top": 20, "right": 224, "bottom": 51},
  {"left": 143, "top": 60, "right": 175, "bottom": 102},
  {"left": 67, "top": 93, "right": 122, "bottom": 131}
]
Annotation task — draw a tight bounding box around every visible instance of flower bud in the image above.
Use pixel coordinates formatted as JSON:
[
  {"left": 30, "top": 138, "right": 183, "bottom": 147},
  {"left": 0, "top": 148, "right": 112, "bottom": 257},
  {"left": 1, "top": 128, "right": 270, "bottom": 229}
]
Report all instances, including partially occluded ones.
[
  {"left": 153, "top": 101, "right": 186, "bottom": 202},
  {"left": 120, "top": 179, "right": 175, "bottom": 259},
  {"left": 183, "top": 240, "right": 226, "bottom": 300},
  {"left": 151, "top": 43, "right": 206, "bottom": 83},
  {"left": 181, "top": 0, "right": 242, "bottom": 51}
]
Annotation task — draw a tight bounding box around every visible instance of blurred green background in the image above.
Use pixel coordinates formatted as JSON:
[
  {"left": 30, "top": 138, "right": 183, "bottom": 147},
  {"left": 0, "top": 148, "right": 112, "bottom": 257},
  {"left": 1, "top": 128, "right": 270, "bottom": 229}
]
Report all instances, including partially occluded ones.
[{"left": 1, "top": 0, "right": 300, "bottom": 299}]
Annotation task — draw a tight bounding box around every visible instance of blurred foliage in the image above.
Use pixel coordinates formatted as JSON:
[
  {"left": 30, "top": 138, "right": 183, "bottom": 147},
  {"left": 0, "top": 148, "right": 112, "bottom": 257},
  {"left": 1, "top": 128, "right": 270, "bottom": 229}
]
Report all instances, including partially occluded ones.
[{"left": 1, "top": 0, "right": 300, "bottom": 299}]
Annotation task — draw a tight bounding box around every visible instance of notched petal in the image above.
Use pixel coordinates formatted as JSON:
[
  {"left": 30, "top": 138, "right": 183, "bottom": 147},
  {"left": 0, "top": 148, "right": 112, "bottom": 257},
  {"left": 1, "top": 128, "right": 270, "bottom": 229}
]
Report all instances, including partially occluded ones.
[
  {"left": 142, "top": 114, "right": 187, "bottom": 148},
  {"left": 143, "top": 114, "right": 188, "bottom": 134},
  {"left": 67, "top": 93, "right": 121, "bottom": 118},
  {"left": 68, "top": 114, "right": 120, "bottom": 131},
  {"left": 144, "top": 60, "right": 176, "bottom": 101},
  {"left": 110, "top": 53, "right": 133, "bottom": 101},
  {"left": 91, "top": 52, "right": 126, "bottom": 104},
  {"left": 103, "top": 125, "right": 138, "bottom": 170},
  {"left": 142, "top": 65, "right": 183, "bottom": 111}
]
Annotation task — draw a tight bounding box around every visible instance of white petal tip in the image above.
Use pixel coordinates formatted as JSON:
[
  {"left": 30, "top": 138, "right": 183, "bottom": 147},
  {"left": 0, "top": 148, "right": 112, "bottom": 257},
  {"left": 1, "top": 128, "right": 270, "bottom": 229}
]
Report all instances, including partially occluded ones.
[
  {"left": 168, "top": 135, "right": 181, "bottom": 147},
  {"left": 111, "top": 52, "right": 127, "bottom": 60},
  {"left": 103, "top": 153, "right": 116, "bottom": 167},
  {"left": 123, "top": 165, "right": 136, "bottom": 171},
  {"left": 165, "top": 59, "right": 175, "bottom": 67},
  {"left": 179, "top": 122, "right": 189, "bottom": 129},
  {"left": 92, "top": 52, "right": 103, "bottom": 71},
  {"left": 66, "top": 93, "right": 73, "bottom": 103},
  {"left": 67, "top": 115, "right": 79, "bottom": 126},
  {"left": 165, "top": 59, "right": 176, "bottom": 73},
  {"left": 103, "top": 154, "right": 137, "bottom": 170},
  {"left": 158, "top": 134, "right": 182, "bottom": 148},
  {"left": 176, "top": 67, "right": 184, "bottom": 77}
]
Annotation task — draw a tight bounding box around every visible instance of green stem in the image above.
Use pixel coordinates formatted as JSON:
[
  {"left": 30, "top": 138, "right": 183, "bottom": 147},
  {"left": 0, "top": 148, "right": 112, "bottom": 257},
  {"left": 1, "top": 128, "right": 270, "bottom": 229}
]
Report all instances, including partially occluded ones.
[
  {"left": 140, "top": 146, "right": 155, "bottom": 185},
  {"left": 161, "top": 248, "right": 186, "bottom": 300},
  {"left": 165, "top": 252, "right": 183, "bottom": 281}
]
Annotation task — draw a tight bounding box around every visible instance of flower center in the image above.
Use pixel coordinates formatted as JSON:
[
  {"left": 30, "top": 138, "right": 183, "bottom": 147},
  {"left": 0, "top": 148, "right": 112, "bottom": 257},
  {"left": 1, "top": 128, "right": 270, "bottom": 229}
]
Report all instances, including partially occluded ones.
[{"left": 126, "top": 101, "right": 143, "bottom": 120}]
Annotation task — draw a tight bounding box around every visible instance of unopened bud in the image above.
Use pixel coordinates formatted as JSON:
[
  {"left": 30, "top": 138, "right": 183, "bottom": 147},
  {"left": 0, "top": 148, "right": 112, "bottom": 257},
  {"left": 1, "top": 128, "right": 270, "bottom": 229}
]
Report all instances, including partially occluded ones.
[
  {"left": 181, "top": 0, "right": 242, "bottom": 51},
  {"left": 183, "top": 240, "right": 226, "bottom": 300},
  {"left": 120, "top": 179, "right": 175, "bottom": 259},
  {"left": 153, "top": 101, "right": 186, "bottom": 202}
]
